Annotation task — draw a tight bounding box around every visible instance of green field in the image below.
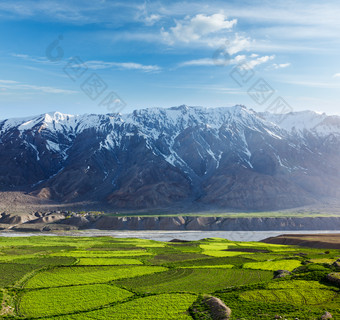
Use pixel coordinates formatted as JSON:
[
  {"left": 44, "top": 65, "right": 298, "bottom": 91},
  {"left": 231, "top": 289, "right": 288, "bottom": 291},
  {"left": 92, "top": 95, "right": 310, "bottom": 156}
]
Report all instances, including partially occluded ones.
[
  {"left": 0, "top": 236, "right": 339, "bottom": 319},
  {"left": 243, "top": 259, "right": 302, "bottom": 271},
  {"left": 77, "top": 257, "right": 143, "bottom": 265},
  {"left": 116, "top": 268, "right": 273, "bottom": 293},
  {"left": 24, "top": 265, "right": 167, "bottom": 288},
  {"left": 45, "top": 294, "right": 197, "bottom": 320},
  {"left": 19, "top": 284, "right": 133, "bottom": 317},
  {"left": 240, "top": 280, "right": 337, "bottom": 305}
]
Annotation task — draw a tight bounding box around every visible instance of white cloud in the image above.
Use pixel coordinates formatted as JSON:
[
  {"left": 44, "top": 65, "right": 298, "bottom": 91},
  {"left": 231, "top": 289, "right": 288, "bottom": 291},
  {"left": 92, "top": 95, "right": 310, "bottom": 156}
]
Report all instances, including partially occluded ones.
[
  {"left": 161, "top": 13, "right": 237, "bottom": 45},
  {"left": 333, "top": 73, "right": 340, "bottom": 78},
  {"left": 226, "top": 34, "right": 251, "bottom": 55},
  {"left": 271, "top": 63, "right": 291, "bottom": 69},
  {"left": 0, "top": 79, "right": 77, "bottom": 94},
  {"left": 12, "top": 54, "right": 160, "bottom": 73},
  {"left": 178, "top": 54, "right": 274, "bottom": 69},
  {"left": 178, "top": 54, "right": 246, "bottom": 67},
  {"left": 247, "top": 55, "right": 275, "bottom": 69},
  {"left": 12, "top": 53, "right": 63, "bottom": 65},
  {"left": 0, "top": 80, "right": 19, "bottom": 84},
  {"left": 85, "top": 60, "right": 161, "bottom": 72},
  {"left": 144, "top": 14, "right": 161, "bottom": 26},
  {"left": 178, "top": 58, "right": 216, "bottom": 67}
]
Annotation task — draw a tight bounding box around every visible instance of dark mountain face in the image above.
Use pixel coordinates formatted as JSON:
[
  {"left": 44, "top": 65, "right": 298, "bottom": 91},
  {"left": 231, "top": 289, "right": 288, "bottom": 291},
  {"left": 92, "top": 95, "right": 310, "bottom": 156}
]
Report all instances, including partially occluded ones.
[{"left": 0, "top": 105, "right": 339, "bottom": 211}]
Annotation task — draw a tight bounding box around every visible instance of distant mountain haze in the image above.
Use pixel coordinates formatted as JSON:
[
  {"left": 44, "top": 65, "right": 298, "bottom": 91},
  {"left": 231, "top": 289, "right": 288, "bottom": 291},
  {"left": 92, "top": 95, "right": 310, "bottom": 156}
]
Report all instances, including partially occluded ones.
[{"left": 0, "top": 105, "right": 339, "bottom": 211}]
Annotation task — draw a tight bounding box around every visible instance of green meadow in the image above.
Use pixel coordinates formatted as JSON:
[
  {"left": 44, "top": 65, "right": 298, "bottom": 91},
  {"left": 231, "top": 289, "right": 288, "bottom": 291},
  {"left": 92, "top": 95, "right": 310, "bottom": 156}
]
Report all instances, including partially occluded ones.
[{"left": 0, "top": 236, "right": 339, "bottom": 319}]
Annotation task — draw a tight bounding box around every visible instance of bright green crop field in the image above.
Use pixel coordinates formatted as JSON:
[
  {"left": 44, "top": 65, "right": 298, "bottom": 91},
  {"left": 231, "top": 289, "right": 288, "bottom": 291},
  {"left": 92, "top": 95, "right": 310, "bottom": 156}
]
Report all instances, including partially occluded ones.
[{"left": 0, "top": 236, "right": 339, "bottom": 319}]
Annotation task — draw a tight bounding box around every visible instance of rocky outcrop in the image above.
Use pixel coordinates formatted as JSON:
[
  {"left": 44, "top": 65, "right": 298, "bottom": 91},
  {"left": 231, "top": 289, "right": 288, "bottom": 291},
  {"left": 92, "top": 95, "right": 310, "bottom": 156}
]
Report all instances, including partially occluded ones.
[
  {"left": 262, "top": 233, "right": 340, "bottom": 249},
  {"left": 0, "top": 212, "right": 36, "bottom": 224},
  {"left": 326, "top": 273, "right": 340, "bottom": 286},
  {"left": 0, "top": 211, "right": 340, "bottom": 234},
  {"left": 92, "top": 216, "right": 340, "bottom": 232},
  {"left": 203, "top": 296, "right": 231, "bottom": 320},
  {"left": 321, "top": 311, "right": 333, "bottom": 319},
  {"left": 1, "top": 212, "right": 340, "bottom": 234},
  {"left": 274, "top": 270, "right": 291, "bottom": 279}
]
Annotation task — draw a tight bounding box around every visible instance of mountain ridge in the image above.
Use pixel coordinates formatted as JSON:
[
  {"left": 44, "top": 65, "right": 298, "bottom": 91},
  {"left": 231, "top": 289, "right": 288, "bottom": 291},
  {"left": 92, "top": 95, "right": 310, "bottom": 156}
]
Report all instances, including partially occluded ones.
[{"left": 1, "top": 105, "right": 339, "bottom": 211}]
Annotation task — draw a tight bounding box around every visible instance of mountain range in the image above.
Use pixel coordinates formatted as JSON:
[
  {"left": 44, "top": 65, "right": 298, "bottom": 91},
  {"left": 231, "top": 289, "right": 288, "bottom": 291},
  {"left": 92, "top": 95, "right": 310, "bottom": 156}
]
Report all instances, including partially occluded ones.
[{"left": 1, "top": 105, "right": 339, "bottom": 211}]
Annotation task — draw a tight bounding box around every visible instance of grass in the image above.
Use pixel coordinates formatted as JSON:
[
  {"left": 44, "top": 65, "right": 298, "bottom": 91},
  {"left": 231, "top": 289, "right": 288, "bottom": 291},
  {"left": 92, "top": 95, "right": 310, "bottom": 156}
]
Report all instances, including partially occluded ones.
[
  {"left": 25, "top": 265, "right": 167, "bottom": 288},
  {"left": 45, "top": 293, "right": 197, "bottom": 320},
  {"left": 116, "top": 268, "right": 273, "bottom": 294},
  {"left": 19, "top": 284, "right": 133, "bottom": 317}
]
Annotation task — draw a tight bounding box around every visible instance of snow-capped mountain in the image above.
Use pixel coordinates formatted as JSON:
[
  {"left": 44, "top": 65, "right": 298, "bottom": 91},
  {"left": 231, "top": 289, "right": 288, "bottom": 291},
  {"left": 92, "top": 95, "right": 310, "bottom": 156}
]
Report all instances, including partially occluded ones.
[{"left": 0, "top": 105, "right": 339, "bottom": 211}]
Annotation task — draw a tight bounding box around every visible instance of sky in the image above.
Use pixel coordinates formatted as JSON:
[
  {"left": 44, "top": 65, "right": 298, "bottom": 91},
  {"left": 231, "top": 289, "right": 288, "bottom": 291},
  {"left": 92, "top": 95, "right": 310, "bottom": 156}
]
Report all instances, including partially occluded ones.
[{"left": 0, "top": 0, "right": 340, "bottom": 119}]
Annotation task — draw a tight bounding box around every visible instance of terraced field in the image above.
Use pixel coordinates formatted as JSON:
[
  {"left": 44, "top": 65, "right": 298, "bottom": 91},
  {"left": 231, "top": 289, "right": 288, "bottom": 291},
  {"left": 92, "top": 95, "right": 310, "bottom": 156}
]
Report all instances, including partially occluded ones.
[
  {"left": 77, "top": 257, "right": 143, "bottom": 265},
  {"left": 19, "top": 284, "right": 133, "bottom": 317},
  {"left": 240, "top": 280, "right": 338, "bottom": 305},
  {"left": 45, "top": 294, "right": 197, "bottom": 320},
  {"left": 243, "top": 259, "right": 302, "bottom": 271},
  {"left": 116, "top": 268, "right": 273, "bottom": 293},
  {"left": 0, "top": 236, "right": 339, "bottom": 319},
  {"left": 24, "top": 265, "right": 167, "bottom": 288}
]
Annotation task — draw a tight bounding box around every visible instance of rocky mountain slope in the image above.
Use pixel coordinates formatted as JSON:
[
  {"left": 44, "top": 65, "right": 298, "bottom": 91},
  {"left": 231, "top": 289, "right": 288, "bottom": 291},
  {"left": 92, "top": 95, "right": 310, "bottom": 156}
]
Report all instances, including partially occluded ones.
[{"left": 0, "top": 105, "right": 339, "bottom": 211}]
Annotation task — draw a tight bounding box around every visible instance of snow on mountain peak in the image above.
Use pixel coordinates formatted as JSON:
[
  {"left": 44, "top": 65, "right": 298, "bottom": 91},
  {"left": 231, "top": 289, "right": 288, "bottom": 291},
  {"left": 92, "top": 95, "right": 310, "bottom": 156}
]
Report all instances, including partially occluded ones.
[
  {"left": 1, "top": 106, "right": 339, "bottom": 140},
  {"left": 261, "top": 110, "right": 340, "bottom": 136},
  {"left": 43, "top": 111, "right": 75, "bottom": 123}
]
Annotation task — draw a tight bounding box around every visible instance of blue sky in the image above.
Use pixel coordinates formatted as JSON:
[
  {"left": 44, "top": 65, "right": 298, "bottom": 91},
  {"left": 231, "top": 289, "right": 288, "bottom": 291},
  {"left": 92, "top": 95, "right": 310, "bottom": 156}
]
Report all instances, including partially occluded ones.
[{"left": 0, "top": 0, "right": 340, "bottom": 119}]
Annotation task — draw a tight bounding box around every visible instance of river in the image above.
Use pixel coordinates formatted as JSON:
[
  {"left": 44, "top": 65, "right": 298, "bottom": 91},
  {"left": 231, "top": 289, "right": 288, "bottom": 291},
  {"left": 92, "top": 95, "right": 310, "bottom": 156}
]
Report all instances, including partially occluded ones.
[{"left": 1, "top": 229, "right": 340, "bottom": 242}]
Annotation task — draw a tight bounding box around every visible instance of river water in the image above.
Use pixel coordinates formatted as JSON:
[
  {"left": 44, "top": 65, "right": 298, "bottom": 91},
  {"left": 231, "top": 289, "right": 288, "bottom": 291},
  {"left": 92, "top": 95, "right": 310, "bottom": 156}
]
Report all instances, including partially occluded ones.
[{"left": 1, "top": 230, "right": 340, "bottom": 242}]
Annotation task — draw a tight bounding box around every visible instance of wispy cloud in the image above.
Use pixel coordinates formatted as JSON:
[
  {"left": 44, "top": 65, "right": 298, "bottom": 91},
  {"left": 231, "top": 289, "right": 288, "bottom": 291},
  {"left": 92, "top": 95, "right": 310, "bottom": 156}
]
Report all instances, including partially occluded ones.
[
  {"left": 12, "top": 53, "right": 63, "bottom": 65},
  {"left": 85, "top": 60, "right": 161, "bottom": 72},
  {"left": 0, "top": 0, "right": 140, "bottom": 24},
  {"left": 0, "top": 79, "right": 77, "bottom": 94},
  {"left": 178, "top": 54, "right": 274, "bottom": 69},
  {"left": 178, "top": 54, "right": 246, "bottom": 67},
  {"left": 283, "top": 80, "right": 340, "bottom": 89},
  {"left": 333, "top": 73, "right": 340, "bottom": 78},
  {"left": 247, "top": 55, "right": 275, "bottom": 69},
  {"left": 12, "top": 53, "right": 161, "bottom": 73},
  {"left": 270, "top": 63, "right": 291, "bottom": 69}
]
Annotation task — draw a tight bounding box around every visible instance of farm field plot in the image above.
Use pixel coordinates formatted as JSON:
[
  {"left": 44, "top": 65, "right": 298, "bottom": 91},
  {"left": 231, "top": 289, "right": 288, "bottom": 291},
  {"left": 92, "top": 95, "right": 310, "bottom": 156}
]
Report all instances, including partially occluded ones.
[
  {"left": 19, "top": 284, "right": 133, "bottom": 317},
  {"left": 171, "top": 255, "right": 255, "bottom": 268},
  {"left": 146, "top": 252, "right": 209, "bottom": 265},
  {"left": 45, "top": 293, "right": 196, "bottom": 320},
  {"left": 243, "top": 259, "right": 302, "bottom": 271},
  {"left": 240, "top": 280, "right": 338, "bottom": 305},
  {"left": 25, "top": 265, "right": 167, "bottom": 288},
  {"left": 1, "top": 235, "right": 339, "bottom": 320},
  {"left": 179, "top": 264, "right": 234, "bottom": 269},
  {"left": 0, "top": 263, "right": 36, "bottom": 287},
  {"left": 199, "top": 242, "right": 260, "bottom": 257},
  {"left": 202, "top": 250, "right": 255, "bottom": 257},
  {"left": 116, "top": 268, "right": 273, "bottom": 293},
  {"left": 53, "top": 249, "right": 152, "bottom": 257},
  {"left": 77, "top": 257, "right": 143, "bottom": 265}
]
